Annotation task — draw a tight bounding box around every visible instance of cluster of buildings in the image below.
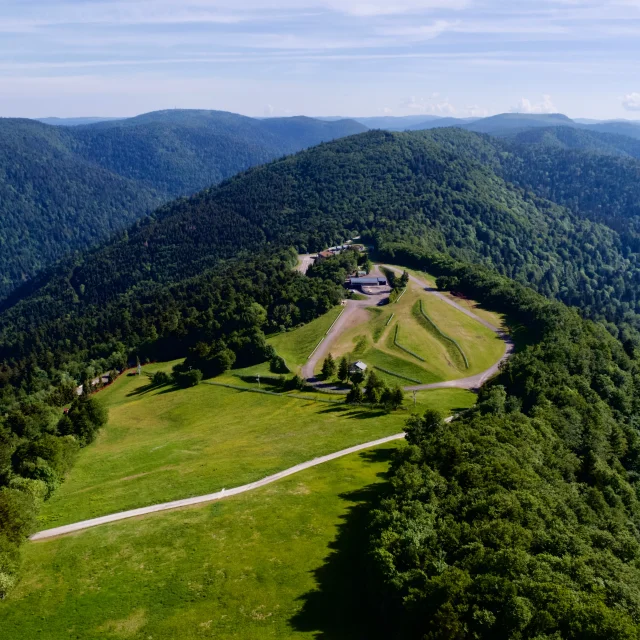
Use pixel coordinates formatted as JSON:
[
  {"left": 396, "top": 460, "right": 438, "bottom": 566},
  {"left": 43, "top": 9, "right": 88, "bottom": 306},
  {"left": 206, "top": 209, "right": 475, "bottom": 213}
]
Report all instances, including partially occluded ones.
[{"left": 315, "top": 239, "right": 366, "bottom": 262}]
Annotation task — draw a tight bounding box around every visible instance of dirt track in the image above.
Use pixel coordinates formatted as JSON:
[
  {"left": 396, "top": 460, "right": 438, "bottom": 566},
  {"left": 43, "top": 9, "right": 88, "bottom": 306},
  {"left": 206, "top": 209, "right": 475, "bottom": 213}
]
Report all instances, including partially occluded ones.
[{"left": 303, "top": 264, "right": 513, "bottom": 392}]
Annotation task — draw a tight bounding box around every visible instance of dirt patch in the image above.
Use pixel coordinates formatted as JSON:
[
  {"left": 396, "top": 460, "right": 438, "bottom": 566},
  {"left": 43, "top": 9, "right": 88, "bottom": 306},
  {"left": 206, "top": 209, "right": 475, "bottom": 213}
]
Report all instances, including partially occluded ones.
[{"left": 98, "top": 608, "right": 147, "bottom": 638}]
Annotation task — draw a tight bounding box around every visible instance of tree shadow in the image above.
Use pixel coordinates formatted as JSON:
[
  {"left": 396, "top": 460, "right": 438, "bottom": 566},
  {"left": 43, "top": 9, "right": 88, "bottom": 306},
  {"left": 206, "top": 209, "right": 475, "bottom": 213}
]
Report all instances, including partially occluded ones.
[
  {"left": 289, "top": 447, "right": 396, "bottom": 639},
  {"left": 126, "top": 382, "right": 181, "bottom": 398}
]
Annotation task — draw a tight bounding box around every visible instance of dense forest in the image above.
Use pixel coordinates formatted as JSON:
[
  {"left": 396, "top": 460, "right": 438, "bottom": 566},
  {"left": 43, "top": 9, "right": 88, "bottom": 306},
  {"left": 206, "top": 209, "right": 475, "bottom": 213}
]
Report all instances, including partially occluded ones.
[
  {"left": 5, "top": 126, "right": 640, "bottom": 389},
  {"left": 5, "top": 123, "right": 640, "bottom": 626},
  {"left": 0, "top": 111, "right": 365, "bottom": 298},
  {"left": 368, "top": 243, "right": 640, "bottom": 639}
]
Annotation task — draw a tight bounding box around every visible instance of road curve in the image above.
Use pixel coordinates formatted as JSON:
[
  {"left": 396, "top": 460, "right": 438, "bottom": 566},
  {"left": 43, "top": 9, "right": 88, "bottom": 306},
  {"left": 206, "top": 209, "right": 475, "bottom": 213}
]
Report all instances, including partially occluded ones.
[
  {"left": 303, "top": 264, "right": 513, "bottom": 393},
  {"left": 301, "top": 289, "right": 389, "bottom": 383},
  {"left": 381, "top": 266, "right": 514, "bottom": 391},
  {"left": 30, "top": 433, "right": 406, "bottom": 541}
]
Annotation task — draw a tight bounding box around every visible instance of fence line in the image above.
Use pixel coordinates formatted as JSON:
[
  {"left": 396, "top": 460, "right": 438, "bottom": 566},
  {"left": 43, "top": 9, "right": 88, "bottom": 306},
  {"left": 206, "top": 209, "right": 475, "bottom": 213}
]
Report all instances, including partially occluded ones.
[{"left": 419, "top": 300, "right": 469, "bottom": 369}]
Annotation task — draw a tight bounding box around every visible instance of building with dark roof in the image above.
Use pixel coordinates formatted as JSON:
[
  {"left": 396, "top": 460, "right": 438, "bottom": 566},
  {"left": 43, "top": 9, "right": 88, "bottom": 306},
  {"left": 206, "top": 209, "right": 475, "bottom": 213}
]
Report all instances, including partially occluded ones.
[{"left": 347, "top": 276, "right": 387, "bottom": 289}]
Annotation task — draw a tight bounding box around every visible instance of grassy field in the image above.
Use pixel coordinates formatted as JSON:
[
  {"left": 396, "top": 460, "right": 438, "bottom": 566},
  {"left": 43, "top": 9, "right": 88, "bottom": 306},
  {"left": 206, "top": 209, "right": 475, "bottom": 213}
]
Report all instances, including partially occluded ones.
[
  {"left": 0, "top": 443, "right": 401, "bottom": 640},
  {"left": 399, "top": 265, "right": 507, "bottom": 330},
  {"left": 268, "top": 306, "right": 344, "bottom": 373},
  {"left": 317, "top": 283, "right": 504, "bottom": 384},
  {"left": 38, "top": 364, "right": 473, "bottom": 527}
]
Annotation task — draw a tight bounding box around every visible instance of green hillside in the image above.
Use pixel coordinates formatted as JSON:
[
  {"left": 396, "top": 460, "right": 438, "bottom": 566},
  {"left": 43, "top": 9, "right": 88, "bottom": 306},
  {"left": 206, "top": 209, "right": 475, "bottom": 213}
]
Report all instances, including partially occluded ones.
[
  {"left": 4, "top": 126, "right": 640, "bottom": 395},
  {"left": 0, "top": 111, "right": 365, "bottom": 298}
]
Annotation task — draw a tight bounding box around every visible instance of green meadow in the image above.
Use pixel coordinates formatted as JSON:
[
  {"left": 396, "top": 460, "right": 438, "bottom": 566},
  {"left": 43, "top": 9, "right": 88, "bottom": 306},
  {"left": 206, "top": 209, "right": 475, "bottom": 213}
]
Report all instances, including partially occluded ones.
[
  {"left": 318, "top": 284, "right": 504, "bottom": 384},
  {"left": 0, "top": 443, "right": 400, "bottom": 640},
  {"left": 268, "top": 306, "right": 344, "bottom": 373},
  {"left": 38, "top": 363, "right": 474, "bottom": 528}
]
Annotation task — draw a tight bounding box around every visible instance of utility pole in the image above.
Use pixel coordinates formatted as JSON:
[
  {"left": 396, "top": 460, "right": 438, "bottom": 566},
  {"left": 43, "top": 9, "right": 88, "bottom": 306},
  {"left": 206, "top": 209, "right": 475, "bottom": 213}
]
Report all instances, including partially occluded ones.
[{"left": 413, "top": 390, "right": 417, "bottom": 407}]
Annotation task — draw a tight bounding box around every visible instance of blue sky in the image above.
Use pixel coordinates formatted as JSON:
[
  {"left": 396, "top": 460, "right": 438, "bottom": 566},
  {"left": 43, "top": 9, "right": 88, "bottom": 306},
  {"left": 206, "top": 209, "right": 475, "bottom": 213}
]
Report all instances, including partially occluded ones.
[{"left": 1, "top": 0, "right": 640, "bottom": 119}]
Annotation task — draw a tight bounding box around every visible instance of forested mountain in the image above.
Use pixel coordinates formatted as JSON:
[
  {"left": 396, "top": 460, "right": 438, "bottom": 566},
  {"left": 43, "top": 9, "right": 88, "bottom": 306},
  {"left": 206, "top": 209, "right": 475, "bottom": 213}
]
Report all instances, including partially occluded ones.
[
  {"left": 6, "top": 125, "right": 640, "bottom": 635},
  {"left": 507, "top": 126, "right": 640, "bottom": 158},
  {"left": 67, "top": 110, "right": 366, "bottom": 196},
  {"left": 367, "top": 111, "right": 640, "bottom": 141},
  {"left": 0, "top": 111, "right": 365, "bottom": 299},
  {"left": 0, "top": 119, "right": 163, "bottom": 298},
  {"left": 5, "top": 126, "right": 640, "bottom": 395},
  {"left": 37, "top": 117, "right": 124, "bottom": 126}
]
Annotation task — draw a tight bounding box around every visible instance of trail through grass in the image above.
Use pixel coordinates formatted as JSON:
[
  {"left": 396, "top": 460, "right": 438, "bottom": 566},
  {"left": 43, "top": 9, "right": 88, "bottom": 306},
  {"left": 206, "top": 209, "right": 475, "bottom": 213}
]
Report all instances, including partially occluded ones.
[
  {"left": 38, "top": 364, "right": 473, "bottom": 527},
  {"left": 1, "top": 445, "right": 400, "bottom": 640}
]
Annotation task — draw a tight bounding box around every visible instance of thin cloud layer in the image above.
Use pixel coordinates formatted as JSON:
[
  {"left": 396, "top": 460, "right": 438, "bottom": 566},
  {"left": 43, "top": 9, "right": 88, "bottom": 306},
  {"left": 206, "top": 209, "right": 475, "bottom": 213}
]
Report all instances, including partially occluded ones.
[{"left": 0, "top": 0, "right": 639, "bottom": 118}]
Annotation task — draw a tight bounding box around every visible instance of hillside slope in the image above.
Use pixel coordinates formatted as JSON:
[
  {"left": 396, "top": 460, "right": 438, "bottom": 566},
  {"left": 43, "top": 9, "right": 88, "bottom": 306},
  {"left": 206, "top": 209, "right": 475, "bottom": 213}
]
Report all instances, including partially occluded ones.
[
  {"left": 4, "top": 128, "right": 640, "bottom": 386},
  {"left": 0, "top": 111, "right": 365, "bottom": 299}
]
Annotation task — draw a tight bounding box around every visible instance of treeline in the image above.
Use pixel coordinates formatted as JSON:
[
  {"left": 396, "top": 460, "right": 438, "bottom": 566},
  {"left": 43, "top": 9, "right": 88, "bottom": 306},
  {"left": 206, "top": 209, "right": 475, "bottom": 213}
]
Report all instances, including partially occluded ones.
[
  {"left": 368, "top": 244, "right": 640, "bottom": 639},
  {"left": 0, "top": 394, "right": 107, "bottom": 598},
  {"left": 0, "top": 250, "right": 342, "bottom": 403},
  {"left": 8, "top": 126, "right": 640, "bottom": 354}
]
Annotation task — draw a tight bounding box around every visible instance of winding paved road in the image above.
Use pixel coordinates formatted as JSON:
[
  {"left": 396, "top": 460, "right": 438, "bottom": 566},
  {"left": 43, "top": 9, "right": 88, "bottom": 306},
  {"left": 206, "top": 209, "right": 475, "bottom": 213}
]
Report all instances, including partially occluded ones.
[
  {"left": 30, "top": 266, "right": 511, "bottom": 541},
  {"left": 30, "top": 433, "right": 406, "bottom": 541}
]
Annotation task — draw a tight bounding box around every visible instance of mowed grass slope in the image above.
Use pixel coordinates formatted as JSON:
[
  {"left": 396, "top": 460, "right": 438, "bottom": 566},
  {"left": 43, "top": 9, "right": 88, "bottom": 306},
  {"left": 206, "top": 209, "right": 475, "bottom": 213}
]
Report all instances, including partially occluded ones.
[
  {"left": 39, "top": 365, "right": 405, "bottom": 526},
  {"left": 38, "top": 363, "right": 474, "bottom": 528},
  {"left": 268, "top": 306, "right": 343, "bottom": 373},
  {"left": 318, "top": 284, "right": 504, "bottom": 384},
  {"left": 0, "top": 444, "right": 400, "bottom": 640}
]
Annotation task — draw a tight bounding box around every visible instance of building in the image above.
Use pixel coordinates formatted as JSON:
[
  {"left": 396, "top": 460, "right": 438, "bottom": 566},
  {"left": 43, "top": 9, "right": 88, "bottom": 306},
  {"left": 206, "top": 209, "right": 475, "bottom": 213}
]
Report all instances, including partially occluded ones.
[
  {"left": 316, "top": 250, "right": 333, "bottom": 262},
  {"left": 347, "top": 276, "right": 387, "bottom": 290},
  {"left": 349, "top": 361, "right": 367, "bottom": 375}
]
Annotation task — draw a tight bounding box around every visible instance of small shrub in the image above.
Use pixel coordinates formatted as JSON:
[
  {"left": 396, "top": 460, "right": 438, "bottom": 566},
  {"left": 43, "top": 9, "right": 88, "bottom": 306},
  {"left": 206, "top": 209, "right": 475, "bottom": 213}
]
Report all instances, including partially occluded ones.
[
  {"left": 173, "top": 369, "right": 202, "bottom": 388},
  {"left": 152, "top": 371, "right": 171, "bottom": 386}
]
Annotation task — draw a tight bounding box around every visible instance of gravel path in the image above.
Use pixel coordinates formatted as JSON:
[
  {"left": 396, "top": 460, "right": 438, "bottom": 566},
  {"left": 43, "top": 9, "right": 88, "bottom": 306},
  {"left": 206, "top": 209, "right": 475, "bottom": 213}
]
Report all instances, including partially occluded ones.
[
  {"left": 381, "top": 266, "right": 514, "bottom": 391},
  {"left": 30, "top": 433, "right": 406, "bottom": 541}
]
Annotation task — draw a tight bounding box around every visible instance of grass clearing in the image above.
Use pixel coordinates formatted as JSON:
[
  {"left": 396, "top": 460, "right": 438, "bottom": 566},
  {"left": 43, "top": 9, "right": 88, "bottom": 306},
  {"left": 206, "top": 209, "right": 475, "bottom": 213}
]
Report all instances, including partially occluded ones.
[
  {"left": 315, "top": 283, "right": 504, "bottom": 386},
  {"left": 38, "top": 363, "right": 472, "bottom": 528},
  {"left": 39, "top": 364, "right": 410, "bottom": 527},
  {"left": 398, "top": 265, "right": 507, "bottom": 330},
  {"left": 1, "top": 444, "right": 401, "bottom": 640},
  {"left": 268, "top": 307, "right": 343, "bottom": 373}
]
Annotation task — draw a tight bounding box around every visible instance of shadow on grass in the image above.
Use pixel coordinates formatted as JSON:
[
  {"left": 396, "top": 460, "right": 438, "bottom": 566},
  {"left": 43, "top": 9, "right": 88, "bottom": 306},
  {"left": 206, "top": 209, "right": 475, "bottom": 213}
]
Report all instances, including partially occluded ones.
[
  {"left": 289, "top": 447, "right": 396, "bottom": 639},
  {"left": 126, "top": 382, "right": 181, "bottom": 398},
  {"left": 317, "top": 406, "right": 390, "bottom": 420}
]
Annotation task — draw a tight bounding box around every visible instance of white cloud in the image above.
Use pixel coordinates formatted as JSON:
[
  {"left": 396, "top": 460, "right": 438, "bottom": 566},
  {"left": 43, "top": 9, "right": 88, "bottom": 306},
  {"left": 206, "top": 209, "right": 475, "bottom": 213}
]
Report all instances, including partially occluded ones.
[
  {"left": 402, "top": 94, "right": 457, "bottom": 114},
  {"left": 376, "top": 20, "right": 457, "bottom": 40},
  {"left": 264, "top": 104, "right": 275, "bottom": 116},
  {"left": 511, "top": 94, "right": 556, "bottom": 114},
  {"left": 622, "top": 92, "right": 640, "bottom": 111}
]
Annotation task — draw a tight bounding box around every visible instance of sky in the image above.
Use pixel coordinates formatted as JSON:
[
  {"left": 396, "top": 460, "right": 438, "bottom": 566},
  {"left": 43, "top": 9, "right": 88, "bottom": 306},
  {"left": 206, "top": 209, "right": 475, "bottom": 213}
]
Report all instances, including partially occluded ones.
[{"left": 1, "top": 0, "right": 640, "bottom": 120}]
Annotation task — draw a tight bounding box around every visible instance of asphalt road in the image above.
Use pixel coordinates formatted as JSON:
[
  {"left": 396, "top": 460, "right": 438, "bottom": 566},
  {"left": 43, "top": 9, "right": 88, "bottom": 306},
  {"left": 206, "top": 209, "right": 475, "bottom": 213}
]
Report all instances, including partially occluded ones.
[{"left": 29, "top": 265, "right": 510, "bottom": 540}]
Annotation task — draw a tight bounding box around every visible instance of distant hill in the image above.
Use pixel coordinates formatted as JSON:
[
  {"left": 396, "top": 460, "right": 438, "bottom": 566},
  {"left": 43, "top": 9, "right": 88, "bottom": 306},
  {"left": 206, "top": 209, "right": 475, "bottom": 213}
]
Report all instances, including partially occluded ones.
[
  {"left": 463, "top": 112, "right": 575, "bottom": 134},
  {"left": 507, "top": 126, "right": 640, "bottom": 158},
  {"left": 407, "top": 116, "right": 478, "bottom": 130},
  {"left": 37, "top": 117, "right": 125, "bottom": 126},
  {"left": 0, "top": 110, "right": 366, "bottom": 298}
]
